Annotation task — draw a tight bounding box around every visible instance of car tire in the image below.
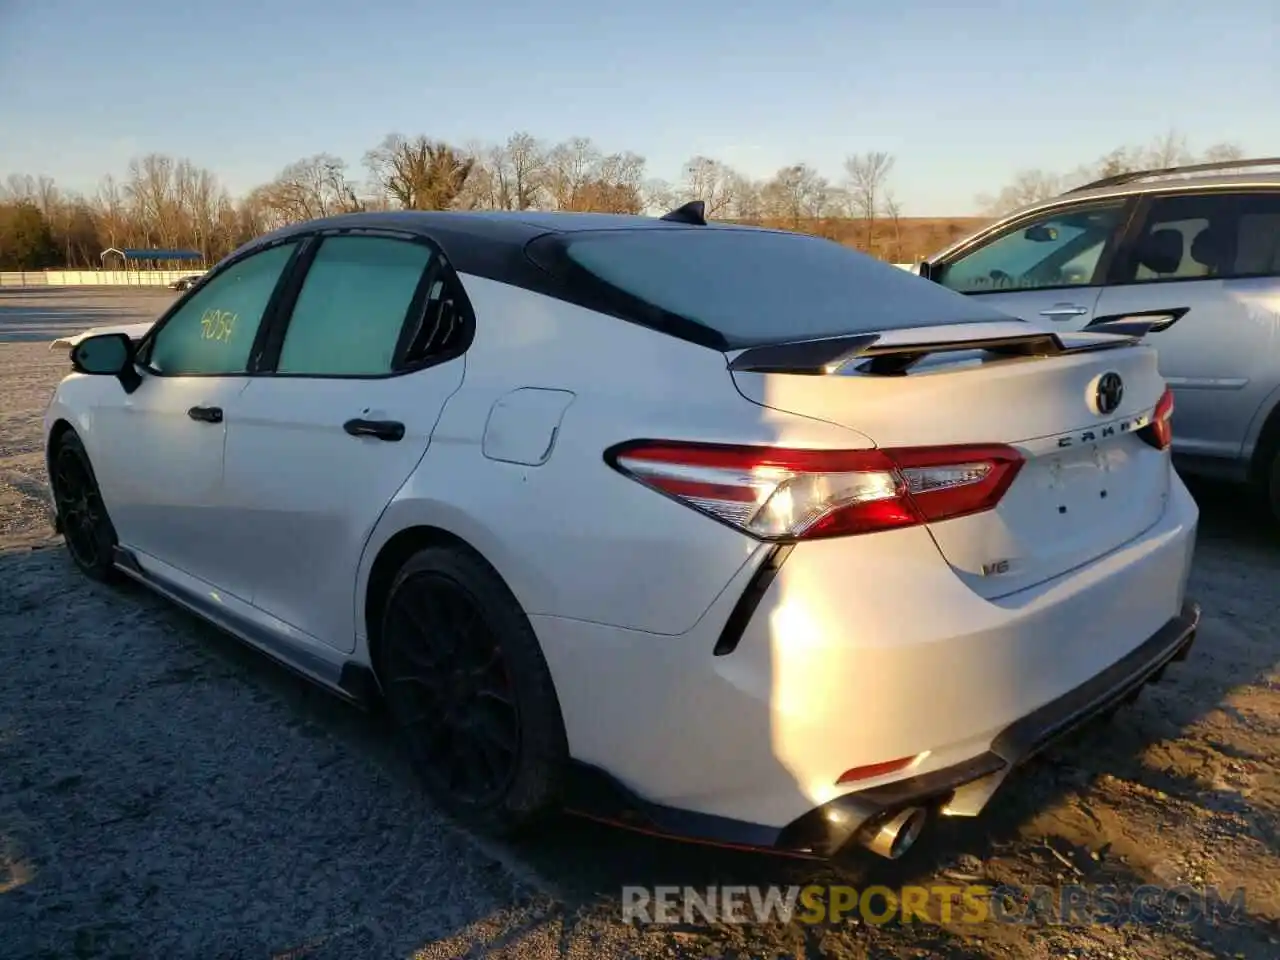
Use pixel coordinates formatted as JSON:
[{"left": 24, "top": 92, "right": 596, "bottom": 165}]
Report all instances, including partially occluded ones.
[
  {"left": 377, "top": 545, "right": 569, "bottom": 837},
  {"left": 49, "top": 430, "right": 119, "bottom": 581}
]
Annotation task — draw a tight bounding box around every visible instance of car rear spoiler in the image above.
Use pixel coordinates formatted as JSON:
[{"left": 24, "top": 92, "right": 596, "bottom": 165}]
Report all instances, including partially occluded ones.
[{"left": 727, "top": 318, "right": 1161, "bottom": 376}]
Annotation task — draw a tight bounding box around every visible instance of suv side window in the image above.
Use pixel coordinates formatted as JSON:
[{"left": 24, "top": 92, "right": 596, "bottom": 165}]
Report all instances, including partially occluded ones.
[
  {"left": 276, "top": 236, "right": 434, "bottom": 376},
  {"left": 1117, "top": 192, "right": 1280, "bottom": 283},
  {"left": 143, "top": 242, "right": 297, "bottom": 375},
  {"left": 935, "top": 200, "right": 1128, "bottom": 294}
]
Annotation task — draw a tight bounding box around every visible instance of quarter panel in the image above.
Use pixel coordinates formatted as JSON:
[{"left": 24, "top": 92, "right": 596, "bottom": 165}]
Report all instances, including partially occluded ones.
[{"left": 356, "top": 274, "right": 875, "bottom": 640}]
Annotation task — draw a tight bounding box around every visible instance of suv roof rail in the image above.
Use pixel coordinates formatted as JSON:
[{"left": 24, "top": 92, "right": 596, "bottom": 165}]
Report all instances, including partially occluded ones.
[{"left": 1065, "top": 156, "right": 1280, "bottom": 194}]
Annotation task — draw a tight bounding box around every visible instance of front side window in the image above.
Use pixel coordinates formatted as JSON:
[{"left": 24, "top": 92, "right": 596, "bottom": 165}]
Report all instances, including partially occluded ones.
[
  {"left": 276, "top": 236, "right": 434, "bottom": 376},
  {"left": 1118, "top": 192, "right": 1280, "bottom": 283},
  {"left": 934, "top": 201, "right": 1127, "bottom": 294},
  {"left": 145, "top": 242, "right": 297, "bottom": 375}
]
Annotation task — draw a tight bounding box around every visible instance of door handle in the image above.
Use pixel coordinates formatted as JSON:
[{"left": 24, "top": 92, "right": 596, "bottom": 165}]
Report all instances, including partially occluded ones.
[
  {"left": 343, "top": 418, "right": 405, "bottom": 442},
  {"left": 1039, "top": 304, "right": 1088, "bottom": 319},
  {"left": 187, "top": 405, "right": 223, "bottom": 423}
]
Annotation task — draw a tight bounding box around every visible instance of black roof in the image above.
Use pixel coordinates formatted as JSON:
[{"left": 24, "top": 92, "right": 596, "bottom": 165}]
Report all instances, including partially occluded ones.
[
  {"left": 255, "top": 208, "right": 751, "bottom": 246},
  {"left": 235, "top": 209, "right": 780, "bottom": 295}
]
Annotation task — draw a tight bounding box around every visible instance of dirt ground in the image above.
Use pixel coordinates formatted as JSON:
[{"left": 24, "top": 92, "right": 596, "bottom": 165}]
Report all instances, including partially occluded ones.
[{"left": 0, "top": 289, "right": 1276, "bottom": 959}]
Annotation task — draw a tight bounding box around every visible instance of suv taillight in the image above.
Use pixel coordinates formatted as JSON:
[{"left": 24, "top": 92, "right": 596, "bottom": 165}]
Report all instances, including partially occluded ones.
[
  {"left": 607, "top": 441, "right": 1024, "bottom": 541},
  {"left": 1139, "top": 387, "right": 1174, "bottom": 451}
]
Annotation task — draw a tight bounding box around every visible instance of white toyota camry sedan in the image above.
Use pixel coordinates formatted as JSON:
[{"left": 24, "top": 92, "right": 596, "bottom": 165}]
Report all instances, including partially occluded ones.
[{"left": 44, "top": 203, "right": 1199, "bottom": 861}]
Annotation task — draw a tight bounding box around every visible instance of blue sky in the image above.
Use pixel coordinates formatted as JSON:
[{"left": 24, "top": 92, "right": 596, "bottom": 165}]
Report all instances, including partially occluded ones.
[{"left": 1, "top": 0, "right": 1276, "bottom": 215}]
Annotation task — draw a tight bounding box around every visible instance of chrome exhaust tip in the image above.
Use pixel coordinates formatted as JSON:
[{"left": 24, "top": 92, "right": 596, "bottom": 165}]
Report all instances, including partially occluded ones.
[{"left": 860, "top": 806, "right": 927, "bottom": 860}]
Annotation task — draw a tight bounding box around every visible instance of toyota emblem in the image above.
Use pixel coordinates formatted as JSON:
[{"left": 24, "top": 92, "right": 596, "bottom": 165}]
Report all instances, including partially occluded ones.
[{"left": 1095, "top": 372, "right": 1124, "bottom": 415}]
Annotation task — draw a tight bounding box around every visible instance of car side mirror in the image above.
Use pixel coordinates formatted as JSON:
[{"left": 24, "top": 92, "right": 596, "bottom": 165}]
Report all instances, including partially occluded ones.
[{"left": 70, "top": 333, "right": 142, "bottom": 393}]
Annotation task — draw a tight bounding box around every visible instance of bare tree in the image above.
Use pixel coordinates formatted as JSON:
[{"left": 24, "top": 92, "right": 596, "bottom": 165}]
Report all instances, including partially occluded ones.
[
  {"left": 884, "top": 192, "right": 903, "bottom": 262},
  {"left": 1, "top": 174, "right": 38, "bottom": 202},
  {"left": 843, "top": 152, "right": 895, "bottom": 251},
  {"left": 94, "top": 175, "right": 129, "bottom": 249},
  {"left": 761, "top": 164, "right": 826, "bottom": 228},
  {"left": 725, "top": 173, "right": 763, "bottom": 222},
  {"left": 680, "top": 156, "right": 737, "bottom": 218},
  {"left": 13, "top": 125, "right": 1260, "bottom": 271},
  {"left": 588, "top": 151, "right": 646, "bottom": 213},
  {"left": 125, "top": 154, "right": 182, "bottom": 247},
  {"left": 1143, "top": 129, "right": 1193, "bottom": 169},
  {"left": 1202, "top": 142, "right": 1246, "bottom": 164},
  {"left": 542, "top": 137, "right": 600, "bottom": 211},
  {"left": 975, "top": 169, "right": 1064, "bottom": 217},
  {"left": 496, "top": 132, "right": 547, "bottom": 210},
  {"left": 364, "top": 135, "right": 474, "bottom": 210},
  {"left": 987, "top": 132, "right": 1253, "bottom": 217},
  {"left": 257, "top": 154, "right": 363, "bottom": 225}
]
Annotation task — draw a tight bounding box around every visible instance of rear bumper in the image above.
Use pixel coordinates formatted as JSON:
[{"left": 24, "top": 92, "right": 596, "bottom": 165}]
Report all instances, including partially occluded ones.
[{"left": 565, "top": 600, "right": 1200, "bottom": 857}]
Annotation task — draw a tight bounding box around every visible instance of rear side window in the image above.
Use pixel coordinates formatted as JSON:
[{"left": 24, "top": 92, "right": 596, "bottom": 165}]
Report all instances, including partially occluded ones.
[
  {"left": 1118, "top": 192, "right": 1280, "bottom": 283},
  {"left": 547, "top": 228, "right": 1005, "bottom": 349},
  {"left": 277, "top": 236, "right": 433, "bottom": 376}
]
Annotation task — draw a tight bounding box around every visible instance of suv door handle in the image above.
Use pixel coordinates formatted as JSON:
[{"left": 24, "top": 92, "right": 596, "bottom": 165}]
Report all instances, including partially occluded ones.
[
  {"left": 343, "top": 418, "right": 405, "bottom": 442},
  {"left": 187, "top": 405, "right": 223, "bottom": 423},
  {"left": 1039, "top": 304, "right": 1088, "bottom": 319}
]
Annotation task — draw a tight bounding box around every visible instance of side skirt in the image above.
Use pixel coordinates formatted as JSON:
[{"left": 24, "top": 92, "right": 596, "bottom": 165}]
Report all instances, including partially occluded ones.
[{"left": 111, "top": 546, "right": 381, "bottom": 709}]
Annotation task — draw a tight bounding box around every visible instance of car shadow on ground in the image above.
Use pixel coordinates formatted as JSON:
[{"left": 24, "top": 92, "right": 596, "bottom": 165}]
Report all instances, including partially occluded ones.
[{"left": 2, "top": 478, "right": 1275, "bottom": 958}]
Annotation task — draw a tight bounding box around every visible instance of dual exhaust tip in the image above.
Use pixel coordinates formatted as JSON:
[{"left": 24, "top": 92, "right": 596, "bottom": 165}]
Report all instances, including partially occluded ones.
[{"left": 858, "top": 806, "right": 928, "bottom": 859}]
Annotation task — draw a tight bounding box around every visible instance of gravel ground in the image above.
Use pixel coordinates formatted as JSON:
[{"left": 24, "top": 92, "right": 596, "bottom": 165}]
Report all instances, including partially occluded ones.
[{"left": 1, "top": 289, "right": 1277, "bottom": 959}]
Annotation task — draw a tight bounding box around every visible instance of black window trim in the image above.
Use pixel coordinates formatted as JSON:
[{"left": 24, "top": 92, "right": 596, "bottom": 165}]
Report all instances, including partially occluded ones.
[
  {"left": 1102, "top": 187, "right": 1280, "bottom": 289},
  {"left": 929, "top": 195, "right": 1140, "bottom": 297},
  {"left": 523, "top": 229, "right": 733, "bottom": 351},
  {"left": 251, "top": 226, "right": 476, "bottom": 381},
  {"left": 132, "top": 236, "right": 308, "bottom": 379}
]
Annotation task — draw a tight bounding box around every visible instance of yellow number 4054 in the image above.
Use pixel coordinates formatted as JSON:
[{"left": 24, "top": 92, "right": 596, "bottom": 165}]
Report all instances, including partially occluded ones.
[{"left": 199, "top": 309, "right": 237, "bottom": 343}]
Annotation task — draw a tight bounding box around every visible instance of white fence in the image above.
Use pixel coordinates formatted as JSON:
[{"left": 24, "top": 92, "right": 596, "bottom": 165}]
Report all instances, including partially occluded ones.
[{"left": 0, "top": 269, "right": 206, "bottom": 288}]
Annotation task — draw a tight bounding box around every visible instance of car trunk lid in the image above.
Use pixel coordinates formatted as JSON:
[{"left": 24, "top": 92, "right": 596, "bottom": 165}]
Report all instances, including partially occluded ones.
[{"left": 728, "top": 321, "right": 1172, "bottom": 598}]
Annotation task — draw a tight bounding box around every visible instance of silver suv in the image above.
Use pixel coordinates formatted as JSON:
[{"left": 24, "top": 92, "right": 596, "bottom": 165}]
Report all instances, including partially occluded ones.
[{"left": 916, "top": 158, "right": 1280, "bottom": 521}]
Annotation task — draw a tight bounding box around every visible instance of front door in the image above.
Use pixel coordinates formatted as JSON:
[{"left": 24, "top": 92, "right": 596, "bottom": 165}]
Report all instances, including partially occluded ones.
[
  {"left": 221, "top": 234, "right": 470, "bottom": 652},
  {"left": 928, "top": 198, "right": 1133, "bottom": 330},
  {"left": 91, "top": 241, "right": 300, "bottom": 592}
]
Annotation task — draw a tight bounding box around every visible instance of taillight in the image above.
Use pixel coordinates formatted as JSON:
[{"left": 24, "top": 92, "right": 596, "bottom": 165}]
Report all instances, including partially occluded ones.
[
  {"left": 607, "top": 440, "right": 1024, "bottom": 541},
  {"left": 1139, "top": 386, "right": 1174, "bottom": 451}
]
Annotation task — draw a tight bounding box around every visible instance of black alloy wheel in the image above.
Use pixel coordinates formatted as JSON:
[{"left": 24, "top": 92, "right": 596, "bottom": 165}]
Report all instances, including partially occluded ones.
[
  {"left": 382, "top": 572, "right": 520, "bottom": 806},
  {"left": 378, "top": 546, "right": 568, "bottom": 834},
  {"left": 50, "top": 433, "right": 117, "bottom": 580}
]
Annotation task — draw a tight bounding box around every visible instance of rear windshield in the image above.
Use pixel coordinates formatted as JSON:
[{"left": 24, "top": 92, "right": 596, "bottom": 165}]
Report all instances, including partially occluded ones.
[{"left": 556, "top": 227, "right": 1007, "bottom": 348}]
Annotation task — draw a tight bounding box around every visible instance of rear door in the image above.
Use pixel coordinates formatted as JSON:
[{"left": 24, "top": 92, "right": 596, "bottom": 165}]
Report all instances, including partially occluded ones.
[
  {"left": 928, "top": 197, "right": 1134, "bottom": 329},
  {"left": 1093, "top": 189, "right": 1280, "bottom": 461},
  {"left": 220, "top": 232, "right": 471, "bottom": 653}
]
